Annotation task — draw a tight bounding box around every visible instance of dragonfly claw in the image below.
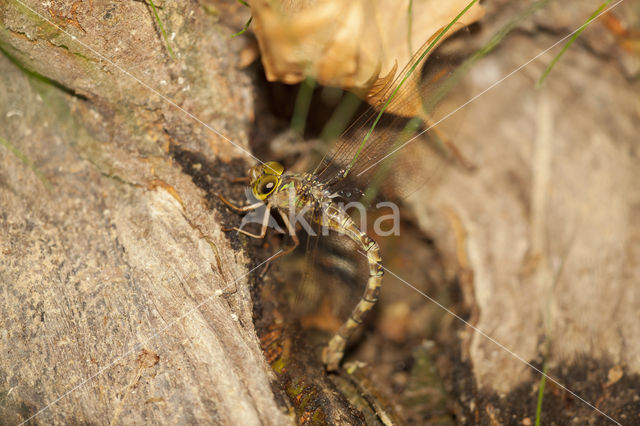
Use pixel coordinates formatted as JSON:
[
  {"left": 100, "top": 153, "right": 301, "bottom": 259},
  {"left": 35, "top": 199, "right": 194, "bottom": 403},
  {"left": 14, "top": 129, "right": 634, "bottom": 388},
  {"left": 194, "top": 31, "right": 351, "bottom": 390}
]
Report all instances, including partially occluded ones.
[
  {"left": 259, "top": 261, "right": 272, "bottom": 277},
  {"left": 322, "top": 334, "right": 346, "bottom": 371}
]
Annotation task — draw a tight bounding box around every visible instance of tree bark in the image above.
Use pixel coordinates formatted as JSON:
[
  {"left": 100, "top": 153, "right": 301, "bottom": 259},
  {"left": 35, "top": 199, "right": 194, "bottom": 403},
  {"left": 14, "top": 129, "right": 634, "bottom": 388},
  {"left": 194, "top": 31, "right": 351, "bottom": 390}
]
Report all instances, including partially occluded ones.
[
  {"left": 405, "top": 0, "right": 640, "bottom": 422},
  {"left": 0, "top": 0, "right": 290, "bottom": 424}
]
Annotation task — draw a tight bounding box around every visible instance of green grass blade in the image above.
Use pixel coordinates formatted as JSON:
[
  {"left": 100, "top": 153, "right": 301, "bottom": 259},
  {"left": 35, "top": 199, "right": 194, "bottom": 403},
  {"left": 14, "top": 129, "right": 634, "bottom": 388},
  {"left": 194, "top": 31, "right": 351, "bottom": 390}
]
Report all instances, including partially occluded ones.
[
  {"left": 231, "top": 0, "right": 253, "bottom": 37},
  {"left": 534, "top": 224, "right": 576, "bottom": 425},
  {"left": 290, "top": 77, "right": 316, "bottom": 135},
  {"left": 232, "top": 16, "right": 253, "bottom": 38},
  {"left": 319, "top": 91, "right": 362, "bottom": 142},
  {"left": 537, "top": 1, "right": 611, "bottom": 88},
  {"left": 359, "top": 0, "right": 551, "bottom": 202},
  {"left": 147, "top": 0, "right": 175, "bottom": 59},
  {"left": 360, "top": 116, "right": 422, "bottom": 206},
  {"left": 423, "top": 0, "right": 550, "bottom": 114},
  {"left": 535, "top": 362, "right": 549, "bottom": 426},
  {"left": 344, "top": 0, "right": 478, "bottom": 176}
]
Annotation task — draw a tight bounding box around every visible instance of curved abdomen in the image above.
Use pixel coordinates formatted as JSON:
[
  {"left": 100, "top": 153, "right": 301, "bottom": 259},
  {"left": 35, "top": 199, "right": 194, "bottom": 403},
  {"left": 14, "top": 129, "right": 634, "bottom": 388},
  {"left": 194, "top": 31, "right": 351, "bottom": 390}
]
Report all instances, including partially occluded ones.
[{"left": 318, "top": 204, "right": 384, "bottom": 371}]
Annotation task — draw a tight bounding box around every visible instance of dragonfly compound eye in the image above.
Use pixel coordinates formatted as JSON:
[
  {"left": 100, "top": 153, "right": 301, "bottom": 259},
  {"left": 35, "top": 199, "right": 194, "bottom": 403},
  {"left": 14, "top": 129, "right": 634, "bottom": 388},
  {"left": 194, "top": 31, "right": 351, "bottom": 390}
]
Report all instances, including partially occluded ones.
[
  {"left": 263, "top": 161, "right": 284, "bottom": 176},
  {"left": 253, "top": 175, "right": 279, "bottom": 200}
]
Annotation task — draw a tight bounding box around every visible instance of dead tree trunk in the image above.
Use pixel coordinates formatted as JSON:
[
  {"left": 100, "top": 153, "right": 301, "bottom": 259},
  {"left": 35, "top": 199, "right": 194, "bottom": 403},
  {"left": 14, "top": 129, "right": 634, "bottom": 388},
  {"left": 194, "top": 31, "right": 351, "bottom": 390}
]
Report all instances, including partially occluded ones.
[
  {"left": 405, "top": 1, "right": 640, "bottom": 422},
  {"left": 0, "top": 0, "right": 291, "bottom": 424}
]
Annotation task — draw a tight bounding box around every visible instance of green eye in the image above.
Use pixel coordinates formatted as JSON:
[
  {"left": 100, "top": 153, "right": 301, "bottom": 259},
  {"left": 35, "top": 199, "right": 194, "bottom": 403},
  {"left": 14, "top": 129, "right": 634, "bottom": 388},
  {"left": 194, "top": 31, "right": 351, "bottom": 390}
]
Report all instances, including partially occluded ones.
[{"left": 253, "top": 175, "right": 279, "bottom": 200}]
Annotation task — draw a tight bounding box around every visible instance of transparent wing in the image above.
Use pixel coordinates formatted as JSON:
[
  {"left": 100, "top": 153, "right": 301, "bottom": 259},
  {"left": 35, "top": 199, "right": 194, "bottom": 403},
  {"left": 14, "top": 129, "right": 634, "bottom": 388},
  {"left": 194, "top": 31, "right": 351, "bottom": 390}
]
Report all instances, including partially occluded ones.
[
  {"left": 313, "top": 27, "right": 473, "bottom": 202},
  {"left": 274, "top": 207, "right": 366, "bottom": 342}
]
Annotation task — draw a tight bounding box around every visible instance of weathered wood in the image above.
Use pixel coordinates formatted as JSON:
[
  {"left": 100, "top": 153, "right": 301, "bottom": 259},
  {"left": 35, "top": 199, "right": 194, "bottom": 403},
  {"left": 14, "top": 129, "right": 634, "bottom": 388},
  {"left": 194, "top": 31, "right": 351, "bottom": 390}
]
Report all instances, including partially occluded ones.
[
  {"left": 0, "top": 0, "right": 290, "bottom": 424},
  {"left": 404, "top": 0, "right": 640, "bottom": 421}
]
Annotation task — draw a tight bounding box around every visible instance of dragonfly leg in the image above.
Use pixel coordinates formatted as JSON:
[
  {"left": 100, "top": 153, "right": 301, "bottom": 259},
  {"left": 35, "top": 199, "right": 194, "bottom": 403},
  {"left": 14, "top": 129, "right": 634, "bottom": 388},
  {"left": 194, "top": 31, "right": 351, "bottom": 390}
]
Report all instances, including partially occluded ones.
[
  {"left": 323, "top": 236, "right": 383, "bottom": 371},
  {"left": 259, "top": 210, "right": 300, "bottom": 276},
  {"left": 223, "top": 204, "right": 272, "bottom": 238},
  {"left": 217, "top": 193, "right": 264, "bottom": 212},
  {"left": 225, "top": 227, "right": 266, "bottom": 239},
  {"left": 222, "top": 203, "right": 271, "bottom": 239},
  {"left": 271, "top": 210, "right": 300, "bottom": 259}
]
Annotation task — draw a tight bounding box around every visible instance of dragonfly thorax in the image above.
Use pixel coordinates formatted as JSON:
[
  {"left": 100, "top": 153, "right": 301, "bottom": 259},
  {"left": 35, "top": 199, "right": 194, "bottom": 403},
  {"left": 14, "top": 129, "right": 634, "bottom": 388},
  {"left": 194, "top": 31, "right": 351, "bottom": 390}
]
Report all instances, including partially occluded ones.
[{"left": 268, "top": 173, "right": 330, "bottom": 212}]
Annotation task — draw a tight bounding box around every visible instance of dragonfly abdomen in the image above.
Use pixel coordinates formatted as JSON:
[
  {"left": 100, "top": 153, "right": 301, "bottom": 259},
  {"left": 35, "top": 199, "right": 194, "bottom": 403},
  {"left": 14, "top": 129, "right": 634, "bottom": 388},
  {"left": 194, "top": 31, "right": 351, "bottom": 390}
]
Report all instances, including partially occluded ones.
[
  {"left": 261, "top": 172, "right": 384, "bottom": 370},
  {"left": 319, "top": 203, "right": 383, "bottom": 371}
]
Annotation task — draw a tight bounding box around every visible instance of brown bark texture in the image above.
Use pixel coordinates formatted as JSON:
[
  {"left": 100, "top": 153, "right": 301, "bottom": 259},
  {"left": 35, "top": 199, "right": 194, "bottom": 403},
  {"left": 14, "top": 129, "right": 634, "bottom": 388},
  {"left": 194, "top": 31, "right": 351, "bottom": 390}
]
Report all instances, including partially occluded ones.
[
  {"left": 0, "top": 0, "right": 639, "bottom": 425},
  {"left": 414, "top": 0, "right": 640, "bottom": 393},
  {"left": 401, "top": 1, "right": 640, "bottom": 423},
  {"left": 0, "top": 0, "right": 290, "bottom": 424}
]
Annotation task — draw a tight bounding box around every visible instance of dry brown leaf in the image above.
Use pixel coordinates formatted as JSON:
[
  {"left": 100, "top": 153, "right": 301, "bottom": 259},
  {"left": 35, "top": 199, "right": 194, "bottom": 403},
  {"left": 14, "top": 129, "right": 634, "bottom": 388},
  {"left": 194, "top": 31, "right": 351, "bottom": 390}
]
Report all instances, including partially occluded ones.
[
  {"left": 606, "top": 365, "right": 624, "bottom": 386},
  {"left": 238, "top": 39, "right": 261, "bottom": 69},
  {"left": 249, "top": 0, "right": 484, "bottom": 115}
]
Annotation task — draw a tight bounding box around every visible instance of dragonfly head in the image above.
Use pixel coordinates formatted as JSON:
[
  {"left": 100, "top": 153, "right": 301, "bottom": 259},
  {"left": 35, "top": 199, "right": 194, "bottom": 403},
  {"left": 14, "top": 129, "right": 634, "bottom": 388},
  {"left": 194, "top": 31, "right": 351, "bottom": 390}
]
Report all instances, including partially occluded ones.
[{"left": 248, "top": 161, "right": 284, "bottom": 201}]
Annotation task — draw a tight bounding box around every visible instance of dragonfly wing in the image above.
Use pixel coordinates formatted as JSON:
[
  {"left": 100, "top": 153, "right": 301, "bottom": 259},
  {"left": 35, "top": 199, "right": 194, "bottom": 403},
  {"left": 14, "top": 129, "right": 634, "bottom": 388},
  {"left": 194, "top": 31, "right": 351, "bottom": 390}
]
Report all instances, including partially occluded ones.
[
  {"left": 315, "top": 29, "right": 472, "bottom": 202},
  {"left": 274, "top": 205, "right": 364, "bottom": 340}
]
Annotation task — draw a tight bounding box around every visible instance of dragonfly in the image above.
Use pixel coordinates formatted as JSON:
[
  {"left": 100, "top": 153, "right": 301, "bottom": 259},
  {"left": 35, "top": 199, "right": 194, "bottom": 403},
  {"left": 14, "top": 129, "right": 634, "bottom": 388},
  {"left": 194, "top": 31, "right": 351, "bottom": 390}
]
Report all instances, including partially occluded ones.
[{"left": 218, "top": 5, "right": 477, "bottom": 371}]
